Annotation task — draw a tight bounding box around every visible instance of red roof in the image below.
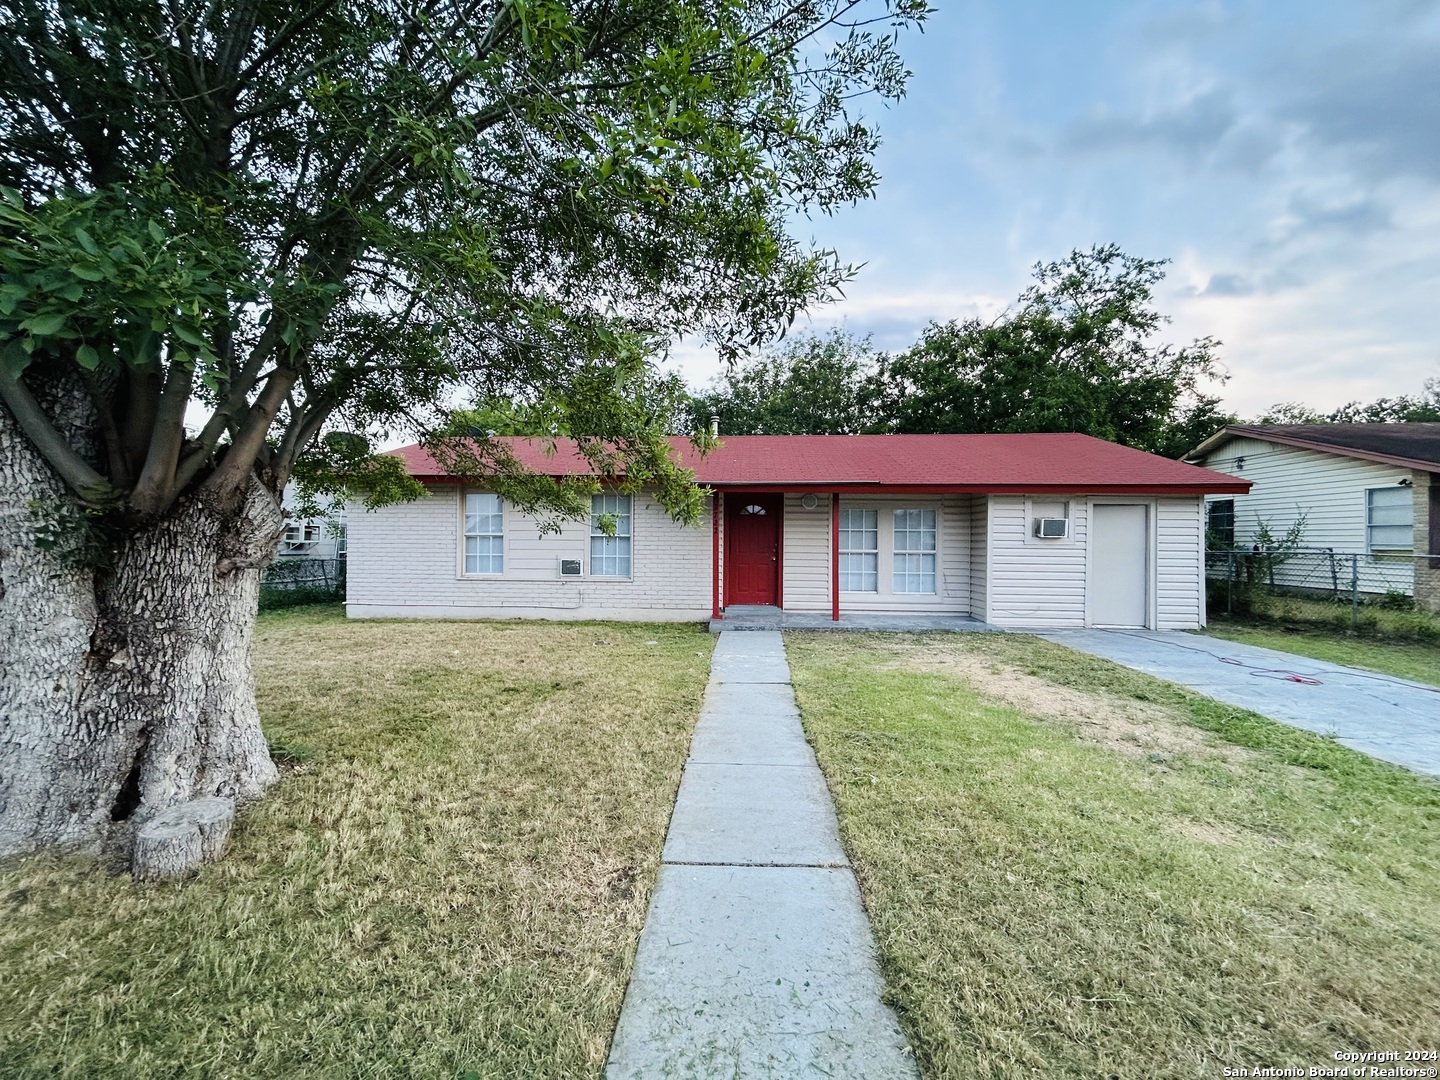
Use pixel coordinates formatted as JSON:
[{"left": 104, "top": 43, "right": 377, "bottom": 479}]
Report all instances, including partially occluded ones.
[{"left": 391, "top": 433, "right": 1249, "bottom": 494}]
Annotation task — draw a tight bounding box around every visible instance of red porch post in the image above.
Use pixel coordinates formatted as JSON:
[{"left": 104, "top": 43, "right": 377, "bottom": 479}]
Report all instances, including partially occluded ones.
[
  {"left": 831, "top": 492, "right": 840, "bottom": 622},
  {"left": 711, "top": 491, "right": 722, "bottom": 620}
]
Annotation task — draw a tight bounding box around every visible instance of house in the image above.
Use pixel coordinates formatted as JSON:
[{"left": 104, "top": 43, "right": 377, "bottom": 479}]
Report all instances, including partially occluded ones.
[
  {"left": 276, "top": 482, "right": 347, "bottom": 562},
  {"left": 344, "top": 433, "right": 1247, "bottom": 629},
  {"left": 1185, "top": 424, "right": 1440, "bottom": 613}
]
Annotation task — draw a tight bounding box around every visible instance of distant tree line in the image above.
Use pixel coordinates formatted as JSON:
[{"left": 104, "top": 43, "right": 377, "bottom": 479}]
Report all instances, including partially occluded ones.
[
  {"left": 1253, "top": 387, "right": 1440, "bottom": 425},
  {"left": 685, "top": 244, "right": 1439, "bottom": 459}
]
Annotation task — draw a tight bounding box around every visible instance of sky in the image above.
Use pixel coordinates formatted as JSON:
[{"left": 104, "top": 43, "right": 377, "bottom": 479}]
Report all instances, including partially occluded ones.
[{"left": 668, "top": 0, "right": 1440, "bottom": 418}]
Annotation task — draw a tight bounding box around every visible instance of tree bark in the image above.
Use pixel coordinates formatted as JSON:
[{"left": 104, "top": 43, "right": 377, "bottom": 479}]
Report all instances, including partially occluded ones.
[{"left": 0, "top": 401, "right": 281, "bottom": 862}]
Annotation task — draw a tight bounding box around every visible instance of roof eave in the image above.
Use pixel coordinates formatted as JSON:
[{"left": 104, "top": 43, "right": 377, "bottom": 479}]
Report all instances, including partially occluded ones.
[
  {"left": 408, "top": 475, "right": 1251, "bottom": 495},
  {"left": 1190, "top": 426, "right": 1436, "bottom": 472}
]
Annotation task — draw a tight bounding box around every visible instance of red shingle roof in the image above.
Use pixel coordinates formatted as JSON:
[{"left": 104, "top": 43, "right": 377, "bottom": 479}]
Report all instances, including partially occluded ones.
[{"left": 392, "top": 433, "right": 1248, "bottom": 494}]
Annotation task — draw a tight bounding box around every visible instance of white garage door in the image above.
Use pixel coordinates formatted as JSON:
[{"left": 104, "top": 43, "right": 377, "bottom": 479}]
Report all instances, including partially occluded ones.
[{"left": 1090, "top": 504, "right": 1149, "bottom": 628}]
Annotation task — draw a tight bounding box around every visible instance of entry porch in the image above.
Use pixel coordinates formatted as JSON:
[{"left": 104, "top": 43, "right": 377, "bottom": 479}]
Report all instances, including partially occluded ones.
[{"left": 711, "top": 605, "right": 993, "bottom": 633}]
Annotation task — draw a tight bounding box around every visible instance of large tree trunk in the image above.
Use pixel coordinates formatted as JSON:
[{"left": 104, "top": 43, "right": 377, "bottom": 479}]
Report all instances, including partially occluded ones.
[{"left": 0, "top": 401, "right": 281, "bottom": 862}]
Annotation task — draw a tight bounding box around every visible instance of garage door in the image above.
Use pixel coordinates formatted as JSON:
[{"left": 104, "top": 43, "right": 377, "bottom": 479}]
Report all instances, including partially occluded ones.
[{"left": 1090, "top": 504, "right": 1149, "bottom": 628}]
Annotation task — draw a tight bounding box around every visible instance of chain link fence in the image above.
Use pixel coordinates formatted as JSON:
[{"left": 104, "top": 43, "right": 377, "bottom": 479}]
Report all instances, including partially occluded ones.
[
  {"left": 1205, "top": 547, "right": 1437, "bottom": 636},
  {"left": 260, "top": 557, "right": 346, "bottom": 610}
]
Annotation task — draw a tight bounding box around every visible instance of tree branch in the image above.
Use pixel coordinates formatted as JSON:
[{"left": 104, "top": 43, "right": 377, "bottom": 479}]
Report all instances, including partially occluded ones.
[
  {"left": 201, "top": 365, "right": 298, "bottom": 499},
  {"left": 0, "top": 365, "right": 120, "bottom": 504}
]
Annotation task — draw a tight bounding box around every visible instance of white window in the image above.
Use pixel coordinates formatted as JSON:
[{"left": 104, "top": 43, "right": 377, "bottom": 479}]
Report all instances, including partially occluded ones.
[
  {"left": 464, "top": 493, "right": 504, "bottom": 574},
  {"left": 1366, "top": 487, "right": 1413, "bottom": 554},
  {"left": 893, "top": 508, "right": 937, "bottom": 593},
  {"left": 590, "top": 493, "right": 632, "bottom": 576},
  {"left": 839, "top": 508, "right": 879, "bottom": 591}
]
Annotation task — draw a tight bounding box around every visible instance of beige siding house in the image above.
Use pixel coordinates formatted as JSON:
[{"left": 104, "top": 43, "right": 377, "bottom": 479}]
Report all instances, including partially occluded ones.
[
  {"left": 1187, "top": 424, "right": 1440, "bottom": 611},
  {"left": 346, "top": 434, "right": 1248, "bottom": 629}
]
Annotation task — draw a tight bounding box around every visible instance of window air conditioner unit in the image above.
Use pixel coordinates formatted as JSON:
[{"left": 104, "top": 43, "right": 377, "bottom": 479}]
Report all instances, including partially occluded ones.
[
  {"left": 1034, "top": 517, "right": 1069, "bottom": 539},
  {"left": 558, "top": 559, "right": 583, "bottom": 578}
]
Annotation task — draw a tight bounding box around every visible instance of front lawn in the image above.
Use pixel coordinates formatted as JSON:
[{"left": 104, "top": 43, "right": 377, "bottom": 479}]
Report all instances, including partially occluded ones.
[
  {"left": 787, "top": 632, "right": 1440, "bottom": 1079},
  {"left": 0, "top": 606, "right": 714, "bottom": 1079},
  {"left": 1204, "top": 622, "right": 1440, "bottom": 687}
]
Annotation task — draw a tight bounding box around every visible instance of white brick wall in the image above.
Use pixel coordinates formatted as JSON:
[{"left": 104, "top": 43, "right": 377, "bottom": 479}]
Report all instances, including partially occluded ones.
[{"left": 346, "top": 484, "right": 712, "bottom": 620}]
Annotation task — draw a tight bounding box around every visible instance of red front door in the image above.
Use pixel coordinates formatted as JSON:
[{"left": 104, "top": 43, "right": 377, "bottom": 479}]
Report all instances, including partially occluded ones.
[{"left": 725, "top": 495, "right": 781, "bottom": 606}]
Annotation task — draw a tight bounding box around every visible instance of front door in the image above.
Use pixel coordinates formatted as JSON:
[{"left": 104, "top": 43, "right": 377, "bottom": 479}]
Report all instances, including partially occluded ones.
[
  {"left": 726, "top": 495, "right": 781, "bottom": 606},
  {"left": 1089, "top": 503, "right": 1149, "bottom": 627}
]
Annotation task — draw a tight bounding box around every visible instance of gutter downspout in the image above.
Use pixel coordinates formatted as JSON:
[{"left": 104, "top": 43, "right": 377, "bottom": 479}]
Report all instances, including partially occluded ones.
[{"left": 831, "top": 492, "right": 841, "bottom": 622}]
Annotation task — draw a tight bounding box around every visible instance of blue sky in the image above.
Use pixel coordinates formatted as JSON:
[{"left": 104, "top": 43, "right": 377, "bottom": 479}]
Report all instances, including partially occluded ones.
[{"left": 670, "top": 0, "right": 1440, "bottom": 418}]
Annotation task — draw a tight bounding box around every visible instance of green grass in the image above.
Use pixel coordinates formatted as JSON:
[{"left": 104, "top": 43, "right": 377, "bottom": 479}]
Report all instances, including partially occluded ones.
[
  {"left": 1210, "top": 590, "right": 1440, "bottom": 643},
  {"left": 787, "top": 632, "right": 1440, "bottom": 1080},
  {"left": 1204, "top": 622, "right": 1440, "bottom": 687},
  {"left": 0, "top": 605, "right": 715, "bottom": 1079}
]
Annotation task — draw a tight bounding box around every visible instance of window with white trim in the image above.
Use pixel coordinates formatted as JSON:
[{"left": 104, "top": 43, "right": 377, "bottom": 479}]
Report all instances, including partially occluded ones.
[
  {"left": 839, "top": 508, "right": 878, "bottom": 591},
  {"left": 464, "top": 493, "right": 504, "bottom": 574},
  {"left": 1366, "top": 487, "right": 1413, "bottom": 554},
  {"left": 590, "top": 493, "right": 632, "bottom": 576},
  {"left": 892, "top": 508, "right": 937, "bottom": 593}
]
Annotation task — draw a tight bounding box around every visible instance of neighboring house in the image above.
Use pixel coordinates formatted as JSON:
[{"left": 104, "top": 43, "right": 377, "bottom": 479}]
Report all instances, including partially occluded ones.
[
  {"left": 344, "top": 433, "right": 1247, "bottom": 629},
  {"left": 276, "top": 482, "right": 346, "bottom": 561},
  {"left": 1185, "top": 424, "right": 1440, "bottom": 612}
]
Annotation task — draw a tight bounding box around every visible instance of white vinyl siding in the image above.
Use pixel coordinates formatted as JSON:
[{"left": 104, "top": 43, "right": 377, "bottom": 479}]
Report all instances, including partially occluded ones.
[
  {"left": 1195, "top": 436, "right": 1414, "bottom": 595},
  {"left": 839, "top": 509, "right": 879, "bottom": 592},
  {"left": 984, "top": 495, "right": 1205, "bottom": 629},
  {"left": 892, "top": 509, "right": 937, "bottom": 593},
  {"left": 590, "top": 493, "right": 633, "bottom": 576},
  {"left": 781, "top": 494, "right": 832, "bottom": 613},
  {"left": 833, "top": 497, "right": 971, "bottom": 614},
  {"left": 1156, "top": 497, "right": 1205, "bottom": 630},
  {"left": 1367, "top": 487, "right": 1414, "bottom": 554},
  {"left": 970, "top": 497, "right": 988, "bottom": 621},
  {"left": 463, "top": 493, "right": 504, "bottom": 574},
  {"left": 985, "top": 495, "right": 1089, "bottom": 627}
]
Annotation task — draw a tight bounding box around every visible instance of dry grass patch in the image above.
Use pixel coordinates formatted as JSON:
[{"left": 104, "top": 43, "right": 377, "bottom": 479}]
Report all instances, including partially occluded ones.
[
  {"left": 787, "top": 631, "right": 1440, "bottom": 1080},
  {"left": 0, "top": 606, "right": 714, "bottom": 1079},
  {"left": 879, "top": 638, "right": 1250, "bottom": 766}
]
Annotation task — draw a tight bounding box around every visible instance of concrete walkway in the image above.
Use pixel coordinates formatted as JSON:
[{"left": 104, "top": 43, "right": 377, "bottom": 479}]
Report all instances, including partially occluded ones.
[
  {"left": 606, "top": 631, "right": 918, "bottom": 1079},
  {"left": 1040, "top": 629, "right": 1440, "bottom": 777}
]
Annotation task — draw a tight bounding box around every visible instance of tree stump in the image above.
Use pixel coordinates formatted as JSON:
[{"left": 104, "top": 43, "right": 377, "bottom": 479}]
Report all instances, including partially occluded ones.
[{"left": 131, "top": 797, "right": 236, "bottom": 880}]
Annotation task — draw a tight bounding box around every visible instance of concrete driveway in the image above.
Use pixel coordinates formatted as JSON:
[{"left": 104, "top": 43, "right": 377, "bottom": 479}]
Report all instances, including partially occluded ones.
[{"left": 1038, "top": 629, "right": 1440, "bottom": 777}]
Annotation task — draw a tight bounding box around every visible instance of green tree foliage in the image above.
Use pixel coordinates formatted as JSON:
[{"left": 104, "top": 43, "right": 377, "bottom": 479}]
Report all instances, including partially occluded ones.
[
  {"left": 689, "top": 328, "right": 876, "bottom": 434},
  {"left": 0, "top": 0, "right": 925, "bottom": 528},
  {"left": 867, "top": 245, "right": 1235, "bottom": 457},
  {"left": 1255, "top": 379, "right": 1440, "bottom": 424}
]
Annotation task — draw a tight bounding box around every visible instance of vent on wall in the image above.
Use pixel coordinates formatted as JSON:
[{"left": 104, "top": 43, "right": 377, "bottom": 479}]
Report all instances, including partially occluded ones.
[
  {"left": 558, "top": 559, "right": 582, "bottom": 577},
  {"left": 1034, "top": 517, "right": 1069, "bottom": 539}
]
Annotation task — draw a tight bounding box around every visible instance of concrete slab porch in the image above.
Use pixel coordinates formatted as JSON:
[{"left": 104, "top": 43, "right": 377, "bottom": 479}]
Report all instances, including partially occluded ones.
[{"left": 712, "top": 604, "right": 992, "bottom": 633}]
